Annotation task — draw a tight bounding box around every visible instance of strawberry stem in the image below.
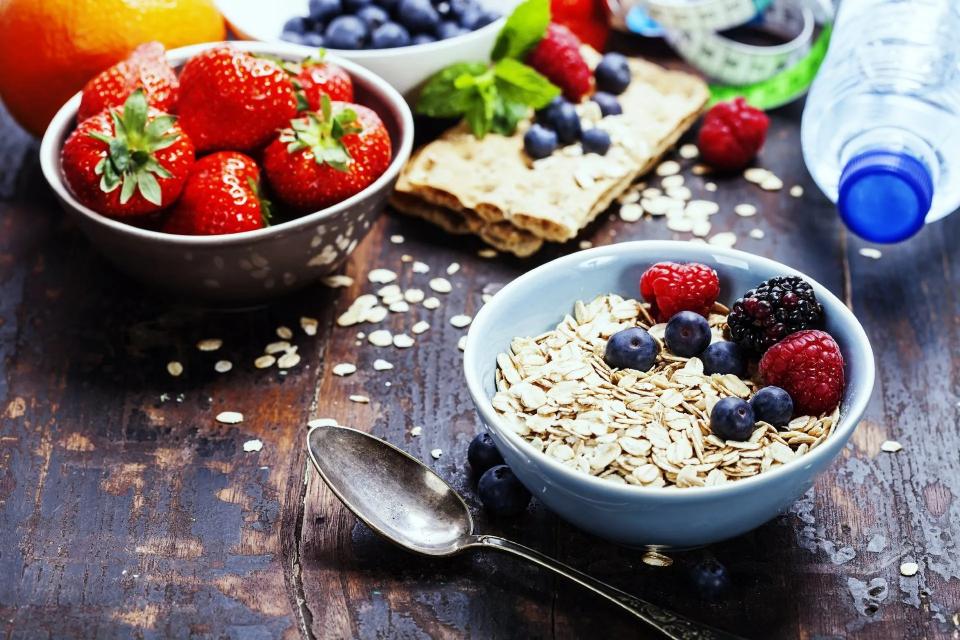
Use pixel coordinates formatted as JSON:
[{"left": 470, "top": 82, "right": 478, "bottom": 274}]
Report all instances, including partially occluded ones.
[{"left": 278, "top": 95, "right": 362, "bottom": 173}]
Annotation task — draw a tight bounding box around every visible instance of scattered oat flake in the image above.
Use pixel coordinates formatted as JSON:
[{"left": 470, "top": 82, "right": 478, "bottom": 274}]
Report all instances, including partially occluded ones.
[
  {"left": 429, "top": 277, "right": 452, "bottom": 293},
  {"left": 401, "top": 254, "right": 413, "bottom": 262},
  {"left": 197, "top": 338, "right": 223, "bottom": 352},
  {"left": 430, "top": 448, "right": 443, "bottom": 459},
  {"left": 760, "top": 175, "right": 784, "bottom": 191},
  {"left": 789, "top": 185, "right": 804, "bottom": 198},
  {"left": 368, "top": 268, "right": 397, "bottom": 284},
  {"left": 744, "top": 167, "right": 771, "bottom": 183},
  {"left": 412, "top": 321, "right": 430, "bottom": 335},
  {"left": 691, "top": 164, "right": 710, "bottom": 175},
  {"left": 423, "top": 297, "right": 441, "bottom": 310},
  {"left": 393, "top": 333, "right": 415, "bottom": 348},
  {"left": 214, "top": 360, "right": 233, "bottom": 373},
  {"left": 679, "top": 143, "right": 699, "bottom": 159},
  {"left": 749, "top": 228, "right": 765, "bottom": 239},
  {"left": 477, "top": 248, "right": 498, "bottom": 258},
  {"left": 368, "top": 329, "right": 393, "bottom": 347},
  {"left": 390, "top": 234, "right": 405, "bottom": 244},
  {"left": 619, "top": 203, "right": 643, "bottom": 222},
  {"left": 265, "top": 341, "right": 291, "bottom": 354},
  {"left": 450, "top": 314, "right": 472, "bottom": 328},
  {"left": 322, "top": 274, "right": 354, "bottom": 288},
  {"left": 881, "top": 440, "right": 902, "bottom": 453},
  {"left": 446, "top": 262, "right": 460, "bottom": 275},
  {"left": 216, "top": 411, "right": 243, "bottom": 425},
  {"left": 276, "top": 326, "right": 293, "bottom": 340},
  {"left": 734, "top": 203, "right": 757, "bottom": 217},
  {"left": 642, "top": 551, "right": 673, "bottom": 567},
  {"left": 404, "top": 288, "right": 425, "bottom": 304},
  {"left": 458, "top": 336, "right": 467, "bottom": 351},
  {"left": 308, "top": 418, "right": 338, "bottom": 428},
  {"left": 859, "top": 248, "right": 882, "bottom": 260},
  {"left": 709, "top": 232, "right": 737, "bottom": 248},
  {"left": 410, "top": 426, "right": 423, "bottom": 436},
  {"left": 389, "top": 300, "right": 410, "bottom": 313},
  {"left": 661, "top": 174, "right": 684, "bottom": 189},
  {"left": 704, "top": 182, "right": 717, "bottom": 192},
  {"left": 255, "top": 355, "right": 276, "bottom": 369},
  {"left": 412, "top": 261, "right": 430, "bottom": 273},
  {"left": 656, "top": 160, "right": 680, "bottom": 176},
  {"left": 277, "top": 352, "right": 301, "bottom": 369},
  {"left": 243, "top": 439, "right": 263, "bottom": 452},
  {"left": 300, "top": 316, "right": 318, "bottom": 336},
  {"left": 373, "top": 359, "right": 394, "bottom": 371},
  {"left": 167, "top": 361, "right": 184, "bottom": 377},
  {"left": 900, "top": 562, "right": 919, "bottom": 577},
  {"left": 333, "top": 363, "right": 357, "bottom": 377},
  {"left": 349, "top": 395, "right": 370, "bottom": 404}
]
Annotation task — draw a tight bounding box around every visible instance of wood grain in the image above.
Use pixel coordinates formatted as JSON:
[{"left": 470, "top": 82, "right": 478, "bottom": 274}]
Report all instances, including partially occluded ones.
[{"left": 1, "top": 46, "right": 959, "bottom": 639}]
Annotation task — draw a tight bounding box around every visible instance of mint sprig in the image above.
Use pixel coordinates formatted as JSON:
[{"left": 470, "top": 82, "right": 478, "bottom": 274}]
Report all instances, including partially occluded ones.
[{"left": 415, "top": 0, "right": 558, "bottom": 138}]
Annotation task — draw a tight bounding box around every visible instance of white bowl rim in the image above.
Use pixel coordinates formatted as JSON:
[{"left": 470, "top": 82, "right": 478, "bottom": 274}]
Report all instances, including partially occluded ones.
[
  {"left": 463, "top": 240, "right": 876, "bottom": 500},
  {"left": 38, "top": 40, "right": 415, "bottom": 248}
]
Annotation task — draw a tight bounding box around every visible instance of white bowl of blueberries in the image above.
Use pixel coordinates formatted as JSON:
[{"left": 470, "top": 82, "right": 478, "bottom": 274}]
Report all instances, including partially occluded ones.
[{"left": 218, "top": 0, "right": 514, "bottom": 96}]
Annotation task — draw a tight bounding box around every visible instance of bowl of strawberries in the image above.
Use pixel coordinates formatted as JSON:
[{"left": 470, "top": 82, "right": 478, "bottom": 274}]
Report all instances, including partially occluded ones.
[{"left": 39, "top": 40, "right": 414, "bottom": 301}]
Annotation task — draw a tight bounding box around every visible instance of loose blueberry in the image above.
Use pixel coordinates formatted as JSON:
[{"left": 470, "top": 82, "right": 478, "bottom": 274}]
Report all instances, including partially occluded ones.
[
  {"left": 523, "top": 124, "right": 558, "bottom": 159},
  {"left": 604, "top": 327, "right": 660, "bottom": 372},
  {"left": 283, "top": 16, "right": 308, "bottom": 34},
  {"left": 545, "top": 100, "right": 581, "bottom": 145},
  {"left": 467, "top": 432, "right": 504, "bottom": 474},
  {"left": 325, "top": 15, "right": 369, "bottom": 49},
  {"left": 309, "top": 0, "right": 342, "bottom": 21},
  {"left": 700, "top": 341, "right": 747, "bottom": 377},
  {"left": 710, "top": 396, "right": 755, "bottom": 441},
  {"left": 750, "top": 386, "right": 794, "bottom": 427},
  {"left": 478, "top": 465, "right": 531, "bottom": 517},
  {"left": 435, "top": 20, "right": 464, "bottom": 39},
  {"left": 370, "top": 22, "right": 411, "bottom": 47},
  {"left": 356, "top": 5, "right": 390, "bottom": 29},
  {"left": 343, "top": 0, "right": 373, "bottom": 12},
  {"left": 398, "top": 0, "right": 440, "bottom": 32},
  {"left": 281, "top": 30, "right": 305, "bottom": 44},
  {"left": 664, "top": 311, "right": 711, "bottom": 357},
  {"left": 595, "top": 52, "right": 631, "bottom": 94},
  {"left": 581, "top": 128, "right": 610, "bottom": 155},
  {"left": 302, "top": 31, "right": 326, "bottom": 47},
  {"left": 591, "top": 91, "right": 622, "bottom": 117},
  {"left": 411, "top": 32, "right": 437, "bottom": 45},
  {"left": 689, "top": 559, "right": 732, "bottom": 599}
]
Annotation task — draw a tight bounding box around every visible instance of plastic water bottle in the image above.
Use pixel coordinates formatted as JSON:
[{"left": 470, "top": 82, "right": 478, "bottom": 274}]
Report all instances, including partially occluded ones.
[{"left": 801, "top": 0, "right": 960, "bottom": 243}]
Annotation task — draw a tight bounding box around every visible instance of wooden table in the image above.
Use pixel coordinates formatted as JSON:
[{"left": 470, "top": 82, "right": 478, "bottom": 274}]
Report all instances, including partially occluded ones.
[{"left": 1, "top": 43, "right": 958, "bottom": 639}]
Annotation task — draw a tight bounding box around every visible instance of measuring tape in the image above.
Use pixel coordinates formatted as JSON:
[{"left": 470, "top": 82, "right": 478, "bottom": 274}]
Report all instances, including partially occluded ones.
[{"left": 614, "top": 0, "right": 833, "bottom": 109}]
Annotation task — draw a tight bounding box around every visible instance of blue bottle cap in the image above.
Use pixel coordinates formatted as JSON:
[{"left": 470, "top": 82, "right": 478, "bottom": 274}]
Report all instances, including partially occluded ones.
[{"left": 838, "top": 150, "right": 933, "bottom": 243}]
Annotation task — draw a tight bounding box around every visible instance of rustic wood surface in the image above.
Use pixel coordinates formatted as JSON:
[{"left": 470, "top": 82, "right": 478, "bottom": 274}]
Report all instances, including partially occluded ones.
[{"left": 1, "top": 40, "right": 959, "bottom": 640}]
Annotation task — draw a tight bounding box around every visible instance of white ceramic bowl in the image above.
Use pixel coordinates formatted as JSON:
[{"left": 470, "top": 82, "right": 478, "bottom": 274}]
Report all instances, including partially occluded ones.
[
  {"left": 39, "top": 41, "right": 414, "bottom": 302},
  {"left": 216, "top": 0, "right": 518, "bottom": 97},
  {"left": 463, "top": 241, "right": 875, "bottom": 548}
]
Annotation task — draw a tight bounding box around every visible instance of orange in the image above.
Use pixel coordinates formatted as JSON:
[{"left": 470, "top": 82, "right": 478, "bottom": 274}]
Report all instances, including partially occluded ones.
[{"left": 0, "top": 0, "right": 226, "bottom": 137}]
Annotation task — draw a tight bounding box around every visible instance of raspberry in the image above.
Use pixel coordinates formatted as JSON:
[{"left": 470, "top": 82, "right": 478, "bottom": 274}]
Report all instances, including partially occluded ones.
[
  {"left": 759, "top": 330, "right": 845, "bottom": 416},
  {"left": 526, "top": 23, "right": 592, "bottom": 102},
  {"left": 639, "top": 262, "right": 720, "bottom": 322},
  {"left": 697, "top": 97, "right": 769, "bottom": 171},
  {"left": 727, "top": 276, "right": 824, "bottom": 353}
]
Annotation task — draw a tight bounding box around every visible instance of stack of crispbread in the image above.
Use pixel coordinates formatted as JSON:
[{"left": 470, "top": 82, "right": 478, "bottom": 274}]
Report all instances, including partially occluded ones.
[{"left": 390, "top": 50, "right": 710, "bottom": 256}]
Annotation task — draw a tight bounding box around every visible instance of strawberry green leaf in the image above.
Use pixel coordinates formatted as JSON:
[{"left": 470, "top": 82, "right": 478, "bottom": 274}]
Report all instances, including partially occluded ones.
[
  {"left": 119, "top": 175, "right": 138, "bottom": 204},
  {"left": 121, "top": 90, "right": 149, "bottom": 137},
  {"left": 491, "top": 0, "right": 550, "bottom": 62},
  {"left": 137, "top": 172, "right": 162, "bottom": 206}
]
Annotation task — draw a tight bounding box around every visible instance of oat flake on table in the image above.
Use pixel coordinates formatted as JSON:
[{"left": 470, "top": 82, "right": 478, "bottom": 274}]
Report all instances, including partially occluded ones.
[{"left": 492, "top": 294, "right": 838, "bottom": 489}]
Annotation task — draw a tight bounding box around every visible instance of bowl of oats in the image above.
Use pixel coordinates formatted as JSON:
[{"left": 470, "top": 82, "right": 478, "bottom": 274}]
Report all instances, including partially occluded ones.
[{"left": 463, "top": 241, "right": 874, "bottom": 548}]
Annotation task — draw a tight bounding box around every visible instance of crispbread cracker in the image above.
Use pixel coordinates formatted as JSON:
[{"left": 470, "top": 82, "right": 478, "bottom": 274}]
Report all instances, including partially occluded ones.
[{"left": 390, "top": 51, "right": 709, "bottom": 255}]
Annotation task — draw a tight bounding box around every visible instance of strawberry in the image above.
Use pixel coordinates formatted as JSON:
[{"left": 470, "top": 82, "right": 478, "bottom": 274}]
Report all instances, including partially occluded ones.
[
  {"left": 263, "top": 97, "right": 392, "bottom": 212},
  {"left": 287, "top": 56, "right": 354, "bottom": 111},
  {"left": 78, "top": 42, "right": 179, "bottom": 122},
  {"left": 177, "top": 46, "right": 298, "bottom": 153},
  {"left": 61, "top": 91, "right": 194, "bottom": 218},
  {"left": 162, "top": 152, "right": 270, "bottom": 236},
  {"left": 526, "top": 23, "right": 592, "bottom": 102}
]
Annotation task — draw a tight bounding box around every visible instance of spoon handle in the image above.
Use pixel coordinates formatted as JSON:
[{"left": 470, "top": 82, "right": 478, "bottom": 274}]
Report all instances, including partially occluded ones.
[{"left": 468, "top": 535, "right": 744, "bottom": 640}]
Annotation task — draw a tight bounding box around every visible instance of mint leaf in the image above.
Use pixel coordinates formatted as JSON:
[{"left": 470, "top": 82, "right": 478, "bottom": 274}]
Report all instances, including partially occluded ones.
[
  {"left": 491, "top": 98, "right": 529, "bottom": 135},
  {"left": 493, "top": 58, "right": 559, "bottom": 109},
  {"left": 491, "top": 0, "right": 550, "bottom": 62},
  {"left": 416, "top": 63, "right": 488, "bottom": 118}
]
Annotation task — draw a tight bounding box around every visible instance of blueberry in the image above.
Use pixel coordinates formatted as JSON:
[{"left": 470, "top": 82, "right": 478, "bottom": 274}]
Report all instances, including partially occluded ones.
[
  {"left": 281, "top": 30, "right": 305, "bottom": 44},
  {"left": 448, "top": 0, "right": 473, "bottom": 18},
  {"left": 398, "top": 0, "right": 440, "bottom": 32},
  {"left": 411, "top": 32, "right": 436, "bottom": 45},
  {"left": 689, "top": 559, "right": 732, "bottom": 599},
  {"left": 458, "top": 7, "right": 495, "bottom": 30},
  {"left": 700, "top": 341, "right": 747, "bottom": 377},
  {"left": 595, "top": 52, "right": 631, "bottom": 94},
  {"left": 591, "top": 91, "right": 622, "bottom": 117},
  {"left": 478, "top": 465, "right": 530, "bottom": 517},
  {"left": 376, "top": 0, "right": 400, "bottom": 11},
  {"left": 664, "top": 311, "right": 711, "bottom": 357},
  {"left": 343, "top": 0, "right": 373, "bottom": 12},
  {"left": 434, "top": 0, "right": 452, "bottom": 17},
  {"left": 535, "top": 95, "right": 565, "bottom": 125},
  {"left": 302, "top": 31, "right": 326, "bottom": 47},
  {"left": 604, "top": 327, "right": 659, "bottom": 372},
  {"left": 356, "top": 4, "right": 389, "bottom": 29},
  {"left": 283, "top": 16, "right": 308, "bottom": 34},
  {"left": 750, "top": 386, "right": 794, "bottom": 427},
  {"left": 370, "top": 22, "right": 411, "bottom": 47},
  {"left": 581, "top": 128, "right": 610, "bottom": 155},
  {"left": 309, "top": 0, "right": 342, "bottom": 21},
  {"left": 545, "top": 100, "right": 581, "bottom": 145},
  {"left": 467, "top": 432, "right": 504, "bottom": 474},
  {"left": 435, "top": 20, "right": 464, "bottom": 39},
  {"left": 710, "top": 397, "right": 755, "bottom": 441},
  {"left": 523, "top": 123, "right": 558, "bottom": 159},
  {"left": 325, "top": 15, "right": 369, "bottom": 49}
]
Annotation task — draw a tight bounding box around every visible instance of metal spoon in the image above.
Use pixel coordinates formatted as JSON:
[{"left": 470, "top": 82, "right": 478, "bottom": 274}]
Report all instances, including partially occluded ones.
[{"left": 306, "top": 425, "right": 744, "bottom": 640}]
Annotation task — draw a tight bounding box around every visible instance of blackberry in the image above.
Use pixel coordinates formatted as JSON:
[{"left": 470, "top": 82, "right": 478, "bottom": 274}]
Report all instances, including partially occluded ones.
[{"left": 727, "top": 276, "right": 824, "bottom": 353}]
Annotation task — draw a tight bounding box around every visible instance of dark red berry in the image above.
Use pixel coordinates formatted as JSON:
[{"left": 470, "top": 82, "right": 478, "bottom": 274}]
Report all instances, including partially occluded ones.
[{"left": 727, "top": 276, "right": 824, "bottom": 353}]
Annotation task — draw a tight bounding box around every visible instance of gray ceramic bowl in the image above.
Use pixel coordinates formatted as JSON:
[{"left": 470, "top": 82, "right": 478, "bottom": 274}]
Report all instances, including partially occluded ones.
[
  {"left": 463, "top": 241, "right": 875, "bottom": 548},
  {"left": 39, "top": 41, "right": 414, "bottom": 302}
]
